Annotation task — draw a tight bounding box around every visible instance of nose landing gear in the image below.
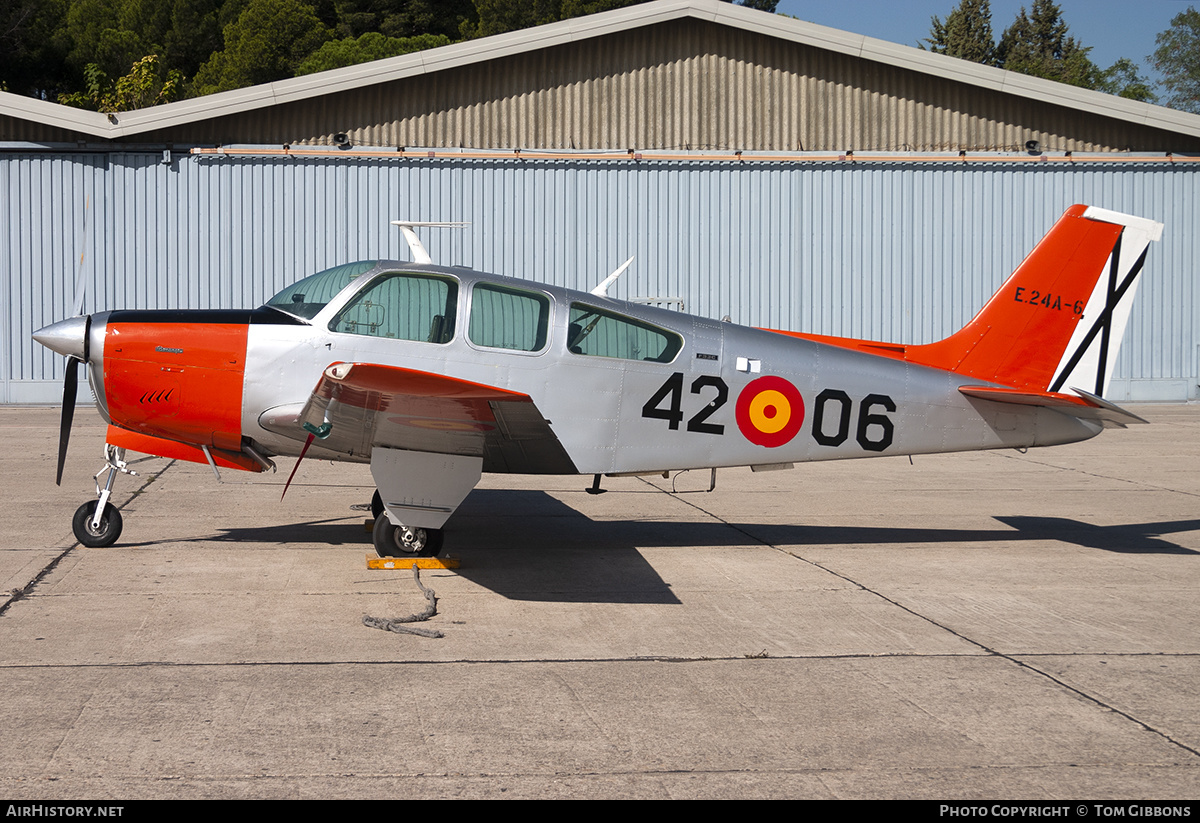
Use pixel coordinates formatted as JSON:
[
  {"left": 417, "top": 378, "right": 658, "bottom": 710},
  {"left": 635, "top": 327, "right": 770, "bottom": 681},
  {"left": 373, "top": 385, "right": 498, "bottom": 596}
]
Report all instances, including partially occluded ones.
[{"left": 71, "top": 444, "right": 139, "bottom": 548}]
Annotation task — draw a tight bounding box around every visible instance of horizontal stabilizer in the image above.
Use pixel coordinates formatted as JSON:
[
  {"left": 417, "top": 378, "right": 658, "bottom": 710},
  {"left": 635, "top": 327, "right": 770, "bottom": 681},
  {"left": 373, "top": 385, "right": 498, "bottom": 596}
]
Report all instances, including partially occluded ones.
[{"left": 959, "top": 385, "right": 1147, "bottom": 428}]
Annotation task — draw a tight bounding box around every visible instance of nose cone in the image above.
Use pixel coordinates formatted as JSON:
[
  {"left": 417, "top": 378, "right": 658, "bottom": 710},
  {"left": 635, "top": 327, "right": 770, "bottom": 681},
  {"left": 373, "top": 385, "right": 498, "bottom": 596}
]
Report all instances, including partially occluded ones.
[{"left": 33, "top": 316, "right": 88, "bottom": 360}]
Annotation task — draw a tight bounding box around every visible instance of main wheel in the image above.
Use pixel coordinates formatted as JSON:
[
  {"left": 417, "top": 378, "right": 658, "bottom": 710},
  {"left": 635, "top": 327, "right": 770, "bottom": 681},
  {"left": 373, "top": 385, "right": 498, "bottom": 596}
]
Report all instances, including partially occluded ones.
[
  {"left": 372, "top": 512, "right": 443, "bottom": 558},
  {"left": 72, "top": 500, "right": 123, "bottom": 548},
  {"left": 371, "top": 489, "right": 384, "bottom": 520}
]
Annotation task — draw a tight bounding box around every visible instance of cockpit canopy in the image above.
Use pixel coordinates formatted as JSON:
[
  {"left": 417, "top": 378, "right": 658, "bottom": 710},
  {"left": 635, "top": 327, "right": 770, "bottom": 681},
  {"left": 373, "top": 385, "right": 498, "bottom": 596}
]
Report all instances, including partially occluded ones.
[
  {"left": 263, "top": 261, "right": 683, "bottom": 363},
  {"left": 264, "top": 261, "right": 377, "bottom": 319}
]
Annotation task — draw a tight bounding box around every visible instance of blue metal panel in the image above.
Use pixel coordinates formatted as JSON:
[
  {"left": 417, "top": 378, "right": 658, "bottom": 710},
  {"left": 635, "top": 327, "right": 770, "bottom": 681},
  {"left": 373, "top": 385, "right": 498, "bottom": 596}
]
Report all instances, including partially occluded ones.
[{"left": 2, "top": 151, "right": 1197, "bottom": 403}]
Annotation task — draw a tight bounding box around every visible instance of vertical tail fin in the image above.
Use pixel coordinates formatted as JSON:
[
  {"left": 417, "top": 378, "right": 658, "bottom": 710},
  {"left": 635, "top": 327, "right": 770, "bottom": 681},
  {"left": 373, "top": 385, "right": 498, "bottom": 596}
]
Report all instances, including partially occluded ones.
[{"left": 910, "top": 205, "right": 1163, "bottom": 397}]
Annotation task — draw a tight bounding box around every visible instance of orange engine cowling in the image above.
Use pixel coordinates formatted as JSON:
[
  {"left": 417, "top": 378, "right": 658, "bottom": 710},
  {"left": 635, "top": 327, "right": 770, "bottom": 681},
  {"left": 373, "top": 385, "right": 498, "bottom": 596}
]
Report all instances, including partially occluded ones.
[{"left": 102, "top": 313, "right": 248, "bottom": 453}]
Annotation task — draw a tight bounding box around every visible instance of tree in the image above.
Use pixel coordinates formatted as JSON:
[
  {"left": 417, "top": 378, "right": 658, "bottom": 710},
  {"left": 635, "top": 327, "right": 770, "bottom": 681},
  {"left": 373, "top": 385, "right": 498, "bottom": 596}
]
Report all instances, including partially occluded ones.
[
  {"left": 0, "top": 0, "right": 70, "bottom": 97},
  {"left": 1099, "top": 57, "right": 1155, "bottom": 103},
  {"left": 296, "top": 31, "right": 449, "bottom": 75},
  {"left": 1151, "top": 6, "right": 1200, "bottom": 113},
  {"left": 58, "top": 53, "right": 183, "bottom": 112},
  {"left": 463, "top": 0, "right": 655, "bottom": 40},
  {"left": 160, "top": 0, "right": 227, "bottom": 81},
  {"left": 63, "top": 0, "right": 152, "bottom": 82},
  {"left": 922, "top": 0, "right": 995, "bottom": 65},
  {"left": 996, "top": 0, "right": 1101, "bottom": 88},
  {"left": 191, "top": 0, "right": 333, "bottom": 95},
  {"left": 331, "top": 0, "right": 476, "bottom": 40},
  {"left": 724, "top": 0, "right": 778, "bottom": 10},
  {"left": 464, "top": 0, "right": 562, "bottom": 39},
  {"left": 922, "top": 0, "right": 1153, "bottom": 100}
]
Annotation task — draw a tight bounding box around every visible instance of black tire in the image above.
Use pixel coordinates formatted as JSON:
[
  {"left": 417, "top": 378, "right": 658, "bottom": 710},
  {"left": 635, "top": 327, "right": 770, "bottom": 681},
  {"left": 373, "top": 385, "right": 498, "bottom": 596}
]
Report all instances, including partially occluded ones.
[
  {"left": 371, "top": 489, "right": 384, "bottom": 520},
  {"left": 372, "top": 512, "right": 443, "bottom": 558},
  {"left": 72, "top": 500, "right": 123, "bottom": 548}
]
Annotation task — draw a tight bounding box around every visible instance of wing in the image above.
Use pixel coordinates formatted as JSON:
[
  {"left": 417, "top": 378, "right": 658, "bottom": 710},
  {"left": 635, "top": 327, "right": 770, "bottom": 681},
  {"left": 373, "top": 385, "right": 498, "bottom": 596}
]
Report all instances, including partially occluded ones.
[{"left": 267, "top": 362, "right": 577, "bottom": 474}]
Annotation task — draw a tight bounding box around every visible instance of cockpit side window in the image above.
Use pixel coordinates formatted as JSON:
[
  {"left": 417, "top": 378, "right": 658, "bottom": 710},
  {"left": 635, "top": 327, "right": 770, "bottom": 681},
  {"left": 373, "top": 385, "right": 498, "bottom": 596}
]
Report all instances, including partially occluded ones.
[
  {"left": 329, "top": 272, "right": 458, "bottom": 343},
  {"left": 469, "top": 283, "right": 550, "bottom": 352},
  {"left": 567, "top": 304, "right": 682, "bottom": 363},
  {"left": 265, "top": 261, "right": 377, "bottom": 320}
]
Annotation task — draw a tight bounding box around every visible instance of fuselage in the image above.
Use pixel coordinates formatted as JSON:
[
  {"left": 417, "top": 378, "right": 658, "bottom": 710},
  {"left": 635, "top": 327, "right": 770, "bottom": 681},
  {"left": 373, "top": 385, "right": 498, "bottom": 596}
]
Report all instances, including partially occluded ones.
[{"left": 62, "top": 259, "right": 1100, "bottom": 477}]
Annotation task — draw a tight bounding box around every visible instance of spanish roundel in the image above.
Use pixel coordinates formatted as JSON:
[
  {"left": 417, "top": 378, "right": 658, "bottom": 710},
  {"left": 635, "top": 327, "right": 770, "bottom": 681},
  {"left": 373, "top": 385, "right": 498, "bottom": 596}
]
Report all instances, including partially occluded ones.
[{"left": 735, "top": 376, "right": 805, "bottom": 448}]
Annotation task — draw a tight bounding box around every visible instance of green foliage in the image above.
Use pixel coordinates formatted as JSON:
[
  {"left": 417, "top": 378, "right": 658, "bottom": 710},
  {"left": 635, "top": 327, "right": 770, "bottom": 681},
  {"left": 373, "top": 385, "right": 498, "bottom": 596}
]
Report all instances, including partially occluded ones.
[
  {"left": 463, "top": 0, "right": 653, "bottom": 39},
  {"left": 923, "top": 0, "right": 995, "bottom": 65},
  {"left": 925, "top": 0, "right": 1155, "bottom": 101},
  {"left": 58, "top": 53, "right": 183, "bottom": 112},
  {"left": 1099, "top": 57, "right": 1155, "bottom": 103},
  {"left": 296, "top": 31, "right": 450, "bottom": 75},
  {"left": 191, "top": 0, "right": 333, "bottom": 95},
  {"left": 333, "top": 0, "right": 476, "bottom": 40},
  {"left": 996, "top": 0, "right": 1102, "bottom": 88},
  {"left": 464, "top": 0, "right": 563, "bottom": 39},
  {"left": 0, "top": 0, "right": 71, "bottom": 97},
  {"left": 161, "top": 0, "right": 227, "bottom": 80},
  {"left": 64, "top": 0, "right": 150, "bottom": 80},
  {"left": 1151, "top": 6, "right": 1200, "bottom": 113}
]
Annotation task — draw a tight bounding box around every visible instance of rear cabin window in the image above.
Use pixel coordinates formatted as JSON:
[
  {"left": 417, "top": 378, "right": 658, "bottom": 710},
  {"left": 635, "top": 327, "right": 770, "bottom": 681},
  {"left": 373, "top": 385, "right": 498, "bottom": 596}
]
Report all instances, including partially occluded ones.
[
  {"left": 567, "top": 304, "right": 682, "bottom": 363},
  {"left": 468, "top": 283, "right": 550, "bottom": 352},
  {"left": 329, "top": 272, "right": 458, "bottom": 343}
]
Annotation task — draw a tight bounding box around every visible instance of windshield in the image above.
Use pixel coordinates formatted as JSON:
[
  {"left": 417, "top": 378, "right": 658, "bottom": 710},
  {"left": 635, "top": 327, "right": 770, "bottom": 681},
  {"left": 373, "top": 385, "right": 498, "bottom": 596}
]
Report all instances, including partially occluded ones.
[{"left": 264, "top": 261, "right": 378, "bottom": 320}]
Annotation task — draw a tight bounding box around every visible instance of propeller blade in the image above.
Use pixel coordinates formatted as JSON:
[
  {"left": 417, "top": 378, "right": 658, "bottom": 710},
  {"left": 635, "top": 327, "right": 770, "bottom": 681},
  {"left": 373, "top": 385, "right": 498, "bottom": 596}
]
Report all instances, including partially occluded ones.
[
  {"left": 54, "top": 315, "right": 90, "bottom": 486},
  {"left": 56, "top": 360, "right": 78, "bottom": 486}
]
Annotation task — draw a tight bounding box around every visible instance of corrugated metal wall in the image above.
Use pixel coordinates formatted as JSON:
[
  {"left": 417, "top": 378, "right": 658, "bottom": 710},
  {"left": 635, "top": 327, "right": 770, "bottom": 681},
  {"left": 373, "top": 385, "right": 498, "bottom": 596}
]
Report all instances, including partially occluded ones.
[
  {"left": 23, "top": 20, "right": 1193, "bottom": 153},
  {"left": 3, "top": 150, "right": 1196, "bottom": 403}
]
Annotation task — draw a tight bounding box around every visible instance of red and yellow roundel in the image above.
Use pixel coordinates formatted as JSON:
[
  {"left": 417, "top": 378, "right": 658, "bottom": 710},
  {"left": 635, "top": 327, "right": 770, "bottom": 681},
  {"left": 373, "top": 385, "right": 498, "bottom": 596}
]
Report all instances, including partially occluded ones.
[{"left": 735, "top": 376, "right": 805, "bottom": 448}]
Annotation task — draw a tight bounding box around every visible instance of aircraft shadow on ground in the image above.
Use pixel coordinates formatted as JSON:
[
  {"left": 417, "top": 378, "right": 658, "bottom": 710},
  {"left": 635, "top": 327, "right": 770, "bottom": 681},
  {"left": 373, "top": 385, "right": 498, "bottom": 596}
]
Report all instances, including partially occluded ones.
[
  {"left": 738, "top": 518, "right": 1200, "bottom": 556},
  {"left": 116, "top": 490, "right": 1200, "bottom": 603}
]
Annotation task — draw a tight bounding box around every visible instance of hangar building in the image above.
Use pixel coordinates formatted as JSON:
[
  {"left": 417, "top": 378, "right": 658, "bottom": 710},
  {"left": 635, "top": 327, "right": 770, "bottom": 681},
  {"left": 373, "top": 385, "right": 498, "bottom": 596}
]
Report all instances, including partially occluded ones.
[{"left": 2, "top": 0, "right": 1197, "bottom": 403}]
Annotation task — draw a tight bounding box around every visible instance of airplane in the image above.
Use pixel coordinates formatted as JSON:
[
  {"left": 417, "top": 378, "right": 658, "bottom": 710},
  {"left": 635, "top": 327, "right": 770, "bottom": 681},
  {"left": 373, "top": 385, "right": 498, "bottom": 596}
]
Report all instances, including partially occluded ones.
[{"left": 33, "top": 204, "right": 1162, "bottom": 557}]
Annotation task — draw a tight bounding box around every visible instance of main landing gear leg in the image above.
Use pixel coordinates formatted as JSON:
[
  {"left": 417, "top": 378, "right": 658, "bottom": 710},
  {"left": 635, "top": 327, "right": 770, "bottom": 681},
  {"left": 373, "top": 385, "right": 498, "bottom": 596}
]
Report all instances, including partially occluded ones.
[
  {"left": 72, "top": 444, "right": 136, "bottom": 548},
  {"left": 369, "top": 449, "right": 481, "bottom": 560}
]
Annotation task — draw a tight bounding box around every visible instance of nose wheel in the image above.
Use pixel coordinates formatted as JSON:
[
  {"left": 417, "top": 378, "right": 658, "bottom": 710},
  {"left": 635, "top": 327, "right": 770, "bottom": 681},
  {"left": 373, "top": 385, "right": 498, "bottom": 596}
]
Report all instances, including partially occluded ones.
[
  {"left": 70, "top": 444, "right": 142, "bottom": 548},
  {"left": 72, "top": 500, "right": 123, "bottom": 547},
  {"left": 372, "top": 512, "right": 444, "bottom": 557}
]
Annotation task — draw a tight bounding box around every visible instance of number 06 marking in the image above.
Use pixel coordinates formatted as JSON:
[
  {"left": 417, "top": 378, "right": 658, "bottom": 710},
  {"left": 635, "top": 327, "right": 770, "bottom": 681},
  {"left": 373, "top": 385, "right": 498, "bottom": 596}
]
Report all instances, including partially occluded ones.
[{"left": 812, "top": 389, "right": 896, "bottom": 452}]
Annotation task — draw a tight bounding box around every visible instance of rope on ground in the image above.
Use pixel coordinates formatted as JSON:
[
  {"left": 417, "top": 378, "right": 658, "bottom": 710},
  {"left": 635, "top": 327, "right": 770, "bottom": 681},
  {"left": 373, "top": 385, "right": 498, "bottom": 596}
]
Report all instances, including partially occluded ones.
[{"left": 363, "top": 562, "right": 444, "bottom": 638}]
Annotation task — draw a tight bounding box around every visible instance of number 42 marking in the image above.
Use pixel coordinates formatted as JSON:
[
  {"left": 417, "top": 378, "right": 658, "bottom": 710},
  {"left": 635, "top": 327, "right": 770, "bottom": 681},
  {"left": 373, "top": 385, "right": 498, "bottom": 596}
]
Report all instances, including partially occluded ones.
[{"left": 641, "top": 372, "right": 728, "bottom": 435}]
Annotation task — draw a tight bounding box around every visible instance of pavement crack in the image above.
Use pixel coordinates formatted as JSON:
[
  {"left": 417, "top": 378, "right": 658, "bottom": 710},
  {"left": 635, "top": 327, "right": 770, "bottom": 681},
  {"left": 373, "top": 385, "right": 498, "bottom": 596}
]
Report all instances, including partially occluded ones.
[
  {"left": 0, "top": 459, "right": 175, "bottom": 618},
  {"left": 995, "top": 451, "right": 1200, "bottom": 499},
  {"left": 642, "top": 474, "right": 1200, "bottom": 764}
]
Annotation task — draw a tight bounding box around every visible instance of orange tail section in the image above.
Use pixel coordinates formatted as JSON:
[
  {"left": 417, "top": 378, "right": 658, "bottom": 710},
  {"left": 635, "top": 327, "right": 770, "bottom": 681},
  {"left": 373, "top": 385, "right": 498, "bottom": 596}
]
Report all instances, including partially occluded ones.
[
  {"left": 775, "top": 205, "right": 1162, "bottom": 400},
  {"left": 910, "top": 205, "right": 1119, "bottom": 391}
]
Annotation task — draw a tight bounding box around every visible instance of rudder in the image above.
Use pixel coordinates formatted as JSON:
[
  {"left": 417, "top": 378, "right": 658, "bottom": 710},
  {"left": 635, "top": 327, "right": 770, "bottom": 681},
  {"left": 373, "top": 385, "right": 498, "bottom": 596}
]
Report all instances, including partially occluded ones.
[{"left": 910, "top": 205, "right": 1163, "bottom": 397}]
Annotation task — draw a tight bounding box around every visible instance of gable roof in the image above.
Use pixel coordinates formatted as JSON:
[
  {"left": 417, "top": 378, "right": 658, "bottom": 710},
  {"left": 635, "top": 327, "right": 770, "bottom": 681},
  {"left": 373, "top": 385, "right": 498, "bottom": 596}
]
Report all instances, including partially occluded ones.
[{"left": 3, "top": 0, "right": 1198, "bottom": 149}]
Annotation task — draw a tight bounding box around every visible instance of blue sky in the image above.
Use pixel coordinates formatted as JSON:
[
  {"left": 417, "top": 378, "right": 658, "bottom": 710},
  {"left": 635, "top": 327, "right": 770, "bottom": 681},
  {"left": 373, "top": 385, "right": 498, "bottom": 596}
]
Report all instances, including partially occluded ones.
[{"left": 774, "top": 0, "right": 1191, "bottom": 90}]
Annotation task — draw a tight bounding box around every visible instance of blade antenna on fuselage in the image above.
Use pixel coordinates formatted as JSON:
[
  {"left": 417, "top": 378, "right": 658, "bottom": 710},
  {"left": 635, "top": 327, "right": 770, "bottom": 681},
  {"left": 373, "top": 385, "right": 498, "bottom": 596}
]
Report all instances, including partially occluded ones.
[
  {"left": 590, "top": 255, "right": 635, "bottom": 297},
  {"left": 390, "top": 221, "right": 469, "bottom": 265}
]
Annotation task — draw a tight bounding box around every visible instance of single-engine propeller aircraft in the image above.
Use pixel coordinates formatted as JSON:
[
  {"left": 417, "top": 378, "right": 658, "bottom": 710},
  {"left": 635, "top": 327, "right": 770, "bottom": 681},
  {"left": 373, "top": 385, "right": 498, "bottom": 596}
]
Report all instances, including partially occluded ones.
[{"left": 34, "top": 205, "right": 1162, "bottom": 557}]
